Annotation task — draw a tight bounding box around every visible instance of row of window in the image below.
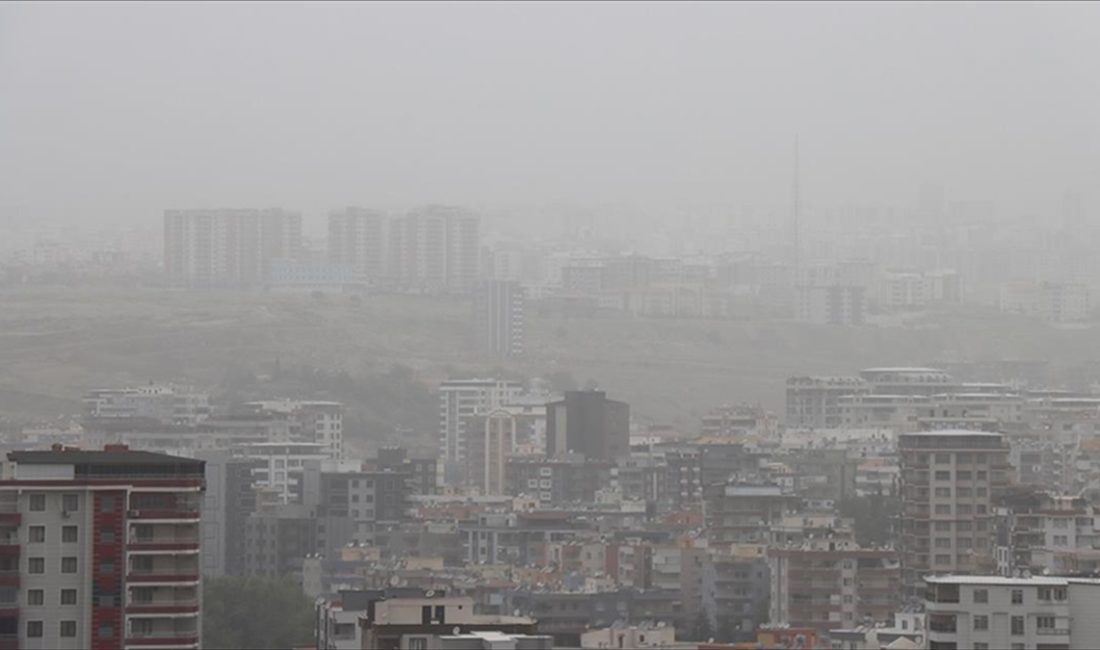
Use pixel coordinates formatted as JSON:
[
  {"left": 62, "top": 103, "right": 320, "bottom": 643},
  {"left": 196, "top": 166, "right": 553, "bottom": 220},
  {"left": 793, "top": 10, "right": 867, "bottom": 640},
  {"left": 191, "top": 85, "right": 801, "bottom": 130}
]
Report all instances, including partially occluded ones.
[
  {"left": 27, "top": 588, "right": 78, "bottom": 606},
  {"left": 27, "top": 494, "right": 80, "bottom": 512},
  {"left": 26, "top": 620, "right": 77, "bottom": 638},
  {"left": 27, "top": 557, "right": 78, "bottom": 574},
  {"left": 27, "top": 494, "right": 128, "bottom": 513},
  {"left": 28, "top": 525, "right": 80, "bottom": 543}
]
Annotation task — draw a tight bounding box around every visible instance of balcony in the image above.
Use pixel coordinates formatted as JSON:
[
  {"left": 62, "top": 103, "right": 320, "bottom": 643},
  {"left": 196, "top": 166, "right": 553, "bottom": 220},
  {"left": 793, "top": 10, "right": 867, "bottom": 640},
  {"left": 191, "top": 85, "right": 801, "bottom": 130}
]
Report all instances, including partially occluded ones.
[
  {"left": 126, "top": 601, "right": 200, "bottom": 615},
  {"left": 127, "top": 510, "right": 200, "bottom": 522},
  {"left": 1037, "top": 627, "right": 1071, "bottom": 636},
  {"left": 126, "top": 570, "right": 200, "bottom": 585},
  {"left": 124, "top": 633, "right": 200, "bottom": 648}
]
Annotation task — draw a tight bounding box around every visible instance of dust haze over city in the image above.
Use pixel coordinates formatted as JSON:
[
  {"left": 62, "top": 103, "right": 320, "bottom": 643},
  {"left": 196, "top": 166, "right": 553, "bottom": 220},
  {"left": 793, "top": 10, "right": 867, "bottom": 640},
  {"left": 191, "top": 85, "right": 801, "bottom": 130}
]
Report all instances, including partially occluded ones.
[{"left": 1, "top": 2, "right": 1100, "bottom": 649}]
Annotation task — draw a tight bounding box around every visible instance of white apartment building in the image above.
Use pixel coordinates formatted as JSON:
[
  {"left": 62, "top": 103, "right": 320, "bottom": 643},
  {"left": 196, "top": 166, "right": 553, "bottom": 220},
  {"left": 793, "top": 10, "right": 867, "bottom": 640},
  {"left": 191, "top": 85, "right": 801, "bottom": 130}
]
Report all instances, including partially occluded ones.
[
  {"left": 925, "top": 575, "right": 1100, "bottom": 650},
  {"left": 163, "top": 208, "right": 302, "bottom": 287},
  {"left": 327, "top": 207, "right": 387, "bottom": 283},
  {"left": 247, "top": 400, "right": 344, "bottom": 460},
  {"left": 236, "top": 442, "right": 330, "bottom": 504},
  {"left": 786, "top": 376, "right": 870, "bottom": 429},
  {"left": 438, "top": 379, "right": 523, "bottom": 485},
  {"left": 83, "top": 386, "right": 211, "bottom": 426}
]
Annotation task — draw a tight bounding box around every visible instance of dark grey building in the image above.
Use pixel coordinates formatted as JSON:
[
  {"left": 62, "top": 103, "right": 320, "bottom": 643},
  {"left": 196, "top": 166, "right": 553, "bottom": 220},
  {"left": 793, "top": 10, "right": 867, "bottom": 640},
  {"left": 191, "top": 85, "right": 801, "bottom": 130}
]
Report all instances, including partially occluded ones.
[{"left": 546, "top": 390, "right": 629, "bottom": 461}]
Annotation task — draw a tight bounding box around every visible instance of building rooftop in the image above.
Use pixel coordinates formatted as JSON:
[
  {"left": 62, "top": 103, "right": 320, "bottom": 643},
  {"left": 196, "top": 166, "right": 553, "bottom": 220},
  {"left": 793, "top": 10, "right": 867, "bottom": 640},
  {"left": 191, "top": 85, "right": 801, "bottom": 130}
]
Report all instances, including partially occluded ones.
[
  {"left": 925, "top": 575, "right": 1100, "bottom": 586},
  {"left": 9, "top": 446, "right": 203, "bottom": 468}
]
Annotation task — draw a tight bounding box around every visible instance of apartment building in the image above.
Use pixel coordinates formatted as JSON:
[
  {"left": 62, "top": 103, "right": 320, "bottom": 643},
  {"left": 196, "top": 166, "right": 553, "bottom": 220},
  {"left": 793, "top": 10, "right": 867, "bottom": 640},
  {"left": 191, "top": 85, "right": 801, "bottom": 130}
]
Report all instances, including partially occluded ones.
[
  {"left": 473, "top": 279, "right": 525, "bottom": 359},
  {"left": 463, "top": 410, "right": 516, "bottom": 496},
  {"left": 83, "top": 386, "right": 210, "bottom": 427},
  {"left": 388, "top": 205, "right": 480, "bottom": 293},
  {"left": 358, "top": 594, "right": 539, "bottom": 650},
  {"left": 328, "top": 207, "right": 387, "bottom": 283},
  {"left": 163, "top": 208, "right": 302, "bottom": 287},
  {"left": 546, "top": 390, "right": 630, "bottom": 462},
  {"left": 439, "top": 380, "right": 523, "bottom": 485},
  {"left": 924, "top": 575, "right": 1100, "bottom": 650},
  {"left": 246, "top": 400, "right": 344, "bottom": 460},
  {"left": 0, "top": 445, "right": 204, "bottom": 650},
  {"left": 898, "top": 430, "right": 1011, "bottom": 595},
  {"left": 768, "top": 541, "right": 901, "bottom": 633},
  {"left": 785, "top": 376, "right": 869, "bottom": 429},
  {"left": 236, "top": 442, "right": 330, "bottom": 504},
  {"left": 703, "top": 483, "right": 798, "bottom": 544}
]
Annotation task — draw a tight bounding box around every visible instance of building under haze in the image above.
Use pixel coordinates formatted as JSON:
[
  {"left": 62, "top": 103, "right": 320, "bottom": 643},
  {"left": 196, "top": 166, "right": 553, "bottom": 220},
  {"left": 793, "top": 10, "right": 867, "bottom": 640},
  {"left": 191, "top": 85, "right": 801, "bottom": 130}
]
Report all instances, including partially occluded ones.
[
  {"left": 439, "top": 379, "right": 523, "bottom": 485},
  {"left": 0, "top": 445, "right": 205, "bottom": 650},
  {"left": 388, "top": 205, "right": 480, "bottom": 293},
  {"left": 474, "top": 279, "right": 525, "bottom": 359},
  {"left": 163, "top": 208, "right": 302, "bottom": 288},
  {"left": 327, "top": 207, "right": 387, "bottom": 284},
  {"left": 546, "top": 390, "right": 630, "bottom": 462},
  {"left": 898, "top": 430, "right": 1011, "bottom": 595}
]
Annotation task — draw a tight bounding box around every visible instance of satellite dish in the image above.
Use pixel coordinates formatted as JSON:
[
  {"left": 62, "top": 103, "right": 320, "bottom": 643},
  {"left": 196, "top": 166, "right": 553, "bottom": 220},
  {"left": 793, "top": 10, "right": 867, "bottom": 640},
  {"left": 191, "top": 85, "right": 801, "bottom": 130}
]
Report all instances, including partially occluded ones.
[
  {"left": 389, "top": 575, "right": 400, "bottom": 587},
  {"left": 425, "top": 589, "right": 435, "bottom": 598},
  {"left": 453, "top": 626, "right": 461, "bottom": 635}
]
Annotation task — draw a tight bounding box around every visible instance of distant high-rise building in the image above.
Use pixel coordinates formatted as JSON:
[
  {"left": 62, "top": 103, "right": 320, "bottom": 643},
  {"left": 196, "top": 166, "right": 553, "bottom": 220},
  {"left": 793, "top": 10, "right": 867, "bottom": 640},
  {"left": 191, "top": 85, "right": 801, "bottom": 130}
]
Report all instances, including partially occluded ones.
[
  {"left": 328, "top": 207, "right": 386, "bottom": 283},
  {"left": 388, "top": 205, "right": 480, "bottom": 293},
  {"left": 0, "top": 445, "right": 205, "bottom": 649},
  {"left": 474, "top": 279, "right": 525, "bottom": 358},
  {"left": 163, "top": 208, "right": 302, "bottom": 287},
  {"left": 546, "top": 390, "right": 630, "bottom": 461},
  {"left": 438, "top": 379, "right": 523, "bottom": 484},
  {"left": 898, "top": 430, "right": 1011, "bottom": 595},
  {"left": 464, "top": 410, "right": 516, "bottom": 496}
]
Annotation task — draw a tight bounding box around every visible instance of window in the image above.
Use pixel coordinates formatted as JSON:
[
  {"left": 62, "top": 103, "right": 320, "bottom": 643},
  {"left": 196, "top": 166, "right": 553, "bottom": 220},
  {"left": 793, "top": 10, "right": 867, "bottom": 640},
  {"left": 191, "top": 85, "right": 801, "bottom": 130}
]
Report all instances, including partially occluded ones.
[
  {"left": 957, "top": 487, "right": 972, "bottom": 497},
  {"left": 1011, "top": 615, "right": 1024, "bottom": 635},
  {"left": 976, "top": 470, "right": 987, "bottom": 480},
  {"left": 26, "top": 621, "right": 42, "bottom": 637},
  {"left": 973, "top": 589, "right": 988, "bottom": 603},
  {"left": 935, "top": 454, "right": 951, "bottom": 464},
  {"left": 976, "top": 487, "right": 987, "bottom": 497},
  {"left": 408, "top": 639, "right": 428, "bottom": 650},
  {"left": 935, "top": 538, "right": 952, "bottom": 549},
  {"left": 62, "top": 526, "right": 77, "bottom": 543},
  {"left": 100, "top": 529, "right": 114, "bottom": 543},
  {"left": 843, "top": 595, "right": 853, "bottom": 603},
  {"left": 98, "top": 624, "right": 114, "bottom": 638},
  {"left": 935, "top": 521, "right": 951, "bottom": 532},
  {"left": 1054, "top": 587, "right": 1067, "bottom": 601},
  {"left": 62, "top": 494, "right": 78, "bottom": 512},
  {"left": 958, "top": 538, "right": 972, "bottom": 549},
  {"left": 351, "top": 494, "right": 359, "bottom": 503},
  {"left": 934, "top": 554, "right": 951, "bottom": 565},
  {"left": 99, "top": 561, "right": 114, "bottom": 575},
  {"left": 100, "top": 496, "right": 116, "bottom": 513},
  {"left": 28, "top": 557, "right": 44, "bottom": 574},
  {"left": 27, "top": 589, "right": 43, "bottom": 606},
  {"left": 935, "top": 471, "right": 951, "bottom": 481},
  {"left": 973, "top": 615, "right": 988, "bottom": 631},
  {"left": 956, "top": 470, "right": 972, "bottom": 480},
  {"left": 1037, "top": 615, "right": 1056, "bottom": 630},
  {"left": 935, "top": 504, "right": 951, "bottom": 515},
  {"left": 61, "top": 557, "right": 77, "bottom": 573},
  {"left": 29, "top": 494, "right": 45, "bottom": 511},
  {"left": 60, "top": 621, "right": 76, "bottom": 637},
  {"left": 28, "top": 526, "right": 44, "bottom": 543},
  {"left": 1011, "top": 589, "right": 1023, "bottom": 605},
  {"left": 974, "top": 644, "right": 988, "bottom": 650},
  {"left": 935, "top": 487, "right": 951, "bottom": 498},
  {"left": 957, "top": 504, "right": 972, "bottom": 515},
  {"left": 1054, "top": 535, "right": 1069, "bottom": 546},
  {"left": 976, "top": 504, "right": 987, "bottom": 514},
  {"left": 61, "top": 589, "right": 77, "bottom": 605}
]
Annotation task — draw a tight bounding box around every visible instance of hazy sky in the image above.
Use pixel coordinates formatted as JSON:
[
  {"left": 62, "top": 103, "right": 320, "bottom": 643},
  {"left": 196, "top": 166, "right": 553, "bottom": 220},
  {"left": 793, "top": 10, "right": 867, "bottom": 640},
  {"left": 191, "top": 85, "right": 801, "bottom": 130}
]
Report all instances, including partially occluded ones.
[{"left": 1, "top": 1, "right": 1098, "bottom": 227}]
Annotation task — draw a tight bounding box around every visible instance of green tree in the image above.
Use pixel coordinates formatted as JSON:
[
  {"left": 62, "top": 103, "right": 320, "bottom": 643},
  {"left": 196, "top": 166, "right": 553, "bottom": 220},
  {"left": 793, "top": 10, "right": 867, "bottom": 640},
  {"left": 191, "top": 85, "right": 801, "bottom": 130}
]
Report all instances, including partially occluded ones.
[{"left": 203, "top": 576, "right": 314, "bottom": 649}]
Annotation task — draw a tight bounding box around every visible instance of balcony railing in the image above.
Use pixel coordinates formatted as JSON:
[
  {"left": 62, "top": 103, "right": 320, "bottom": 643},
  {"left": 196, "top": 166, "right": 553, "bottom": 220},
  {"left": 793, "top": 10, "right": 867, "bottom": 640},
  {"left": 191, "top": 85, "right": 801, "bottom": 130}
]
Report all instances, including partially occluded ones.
[{"left": 1037, "top": 627, "right": 1071, "bottom": 636}]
